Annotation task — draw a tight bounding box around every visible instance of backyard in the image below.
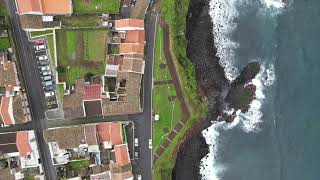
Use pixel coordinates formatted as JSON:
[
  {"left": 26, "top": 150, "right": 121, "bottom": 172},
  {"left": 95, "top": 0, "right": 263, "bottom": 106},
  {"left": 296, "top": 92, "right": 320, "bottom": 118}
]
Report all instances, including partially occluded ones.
[
  {"left": 72, "top": 0, "right": 120, "bottom": 14},
  {"left": 153, "top": 84, "right": 183, "bottom": 151},
  {"left": 56, "top": 29, "right": 107, "bottom": 84}
]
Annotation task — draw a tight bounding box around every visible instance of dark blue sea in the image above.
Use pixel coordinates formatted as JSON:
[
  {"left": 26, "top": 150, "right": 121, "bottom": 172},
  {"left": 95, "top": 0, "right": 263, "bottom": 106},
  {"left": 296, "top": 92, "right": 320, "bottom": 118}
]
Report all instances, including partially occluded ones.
[{"left": 200, "top": 0, "right": 320, "bottom": 179}]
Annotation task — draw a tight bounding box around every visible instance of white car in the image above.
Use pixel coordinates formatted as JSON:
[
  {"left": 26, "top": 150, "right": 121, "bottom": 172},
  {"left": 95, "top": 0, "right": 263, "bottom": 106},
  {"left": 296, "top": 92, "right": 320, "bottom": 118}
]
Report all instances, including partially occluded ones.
[
  {"left": 136, "top": 175, "right": 142, "bottom": 180},
  {"left": 37, "top": 55, "right": 48, "bottom": 61},
  {"left": 34, "top": 45, "right": 46, "bottom": 51},
  {"left": 44, "top": 91, "right": 55, "bottom": 97},
  {"left": 134, "top": 138, "right": 139, "bottom": 147},
  {"left": 40, "top": 65, "right": 50, "bottom": 71},
  {"left": 42, "top": 71, "right": 51, "bottom": 76},
  {"left": 148, "top": 139, "right": 152, "bottom": 149}
]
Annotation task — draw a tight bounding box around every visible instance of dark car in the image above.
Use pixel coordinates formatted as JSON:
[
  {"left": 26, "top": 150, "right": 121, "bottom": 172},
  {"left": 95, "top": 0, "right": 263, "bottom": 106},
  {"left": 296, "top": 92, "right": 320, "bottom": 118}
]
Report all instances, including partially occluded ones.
[{"left": 38, "top": 60, "right": 49, "bottom": 66}]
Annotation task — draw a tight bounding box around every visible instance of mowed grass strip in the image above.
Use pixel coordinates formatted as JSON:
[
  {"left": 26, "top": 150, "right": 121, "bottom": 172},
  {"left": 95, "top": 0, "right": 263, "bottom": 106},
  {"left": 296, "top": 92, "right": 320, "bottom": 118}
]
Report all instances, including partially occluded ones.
[
  {"left": 30, "top": 30, "right": 53, "bottom": 37},
  {"left": 73, "top": 0, "right": 120, "bottom": 14},
  {"left": 154, "top": 26, "right": 171, "bottom": 81},
  {"left": 56, "top": 29, "right": 107, "bottom": 84},
  {"left": 153, "top": 84, "right": 183, "bottom": 150}
]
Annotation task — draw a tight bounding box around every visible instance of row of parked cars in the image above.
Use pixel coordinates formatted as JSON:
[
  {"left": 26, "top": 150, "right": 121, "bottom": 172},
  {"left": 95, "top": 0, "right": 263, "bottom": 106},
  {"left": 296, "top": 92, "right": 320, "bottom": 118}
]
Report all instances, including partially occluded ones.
[{"left": 34, "top": 39, "right": 55, "bottom": 98}]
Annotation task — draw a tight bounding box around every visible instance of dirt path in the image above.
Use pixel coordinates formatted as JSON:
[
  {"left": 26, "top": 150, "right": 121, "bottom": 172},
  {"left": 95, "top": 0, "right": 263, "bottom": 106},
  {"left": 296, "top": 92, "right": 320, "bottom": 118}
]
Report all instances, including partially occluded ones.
[
  {"left": 154, "top": 80, "right": 173, "bottom": 85},
  {"left": 153, "top": 16, "right": 191, "bottom": 162}
]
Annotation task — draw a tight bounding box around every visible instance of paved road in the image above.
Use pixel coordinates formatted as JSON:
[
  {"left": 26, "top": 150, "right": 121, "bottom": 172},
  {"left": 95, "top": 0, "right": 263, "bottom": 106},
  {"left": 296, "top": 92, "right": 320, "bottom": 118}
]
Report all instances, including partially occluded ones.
[
  {"left": 4, "top": 2, "right": 157, "bottom": 180},
  {"left": 5, "top": 0, "right": 57, "bottom": 179},
  {"left": 129, "top": 10, "right": 157, "bottom": 180}
]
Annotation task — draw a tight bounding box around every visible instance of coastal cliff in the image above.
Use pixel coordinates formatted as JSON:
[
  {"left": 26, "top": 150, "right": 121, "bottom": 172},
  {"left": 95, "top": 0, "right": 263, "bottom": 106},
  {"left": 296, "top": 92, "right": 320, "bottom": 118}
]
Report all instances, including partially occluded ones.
[{"left": 172, "top": 0, "right": 261, "bottom": 179}]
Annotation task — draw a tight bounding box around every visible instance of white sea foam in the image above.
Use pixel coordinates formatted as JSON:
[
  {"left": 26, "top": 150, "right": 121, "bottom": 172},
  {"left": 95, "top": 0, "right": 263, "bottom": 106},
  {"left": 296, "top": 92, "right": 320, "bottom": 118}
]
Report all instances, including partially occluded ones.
[{"left": 201, "top": 0, "right": 282, "bottom": 179}]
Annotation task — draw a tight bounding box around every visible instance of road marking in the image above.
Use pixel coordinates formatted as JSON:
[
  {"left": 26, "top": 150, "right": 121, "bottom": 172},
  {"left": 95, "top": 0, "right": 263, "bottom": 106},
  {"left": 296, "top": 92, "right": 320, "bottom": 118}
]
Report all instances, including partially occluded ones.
[
  {"left": 179, "top": 121, "right": 184, "bottom": 125},
  {"left": 172, "top": 129, "right": 178, "bottom": 133},
  {"left": 160, "top": 144, "right": 166, "bottom": 149},
  {"left": 154, "top": 153, "right": 160, "bottom": 158},
  {"left": 166, "top": 137, "right": 172, "bottom": 142}
]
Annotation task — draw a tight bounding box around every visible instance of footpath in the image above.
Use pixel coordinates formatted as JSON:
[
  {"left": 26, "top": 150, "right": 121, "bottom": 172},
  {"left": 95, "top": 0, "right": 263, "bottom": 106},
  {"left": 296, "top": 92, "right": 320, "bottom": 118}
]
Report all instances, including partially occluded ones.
[{"left": 153, "top": 16, "right": 190, "bottom": 162}]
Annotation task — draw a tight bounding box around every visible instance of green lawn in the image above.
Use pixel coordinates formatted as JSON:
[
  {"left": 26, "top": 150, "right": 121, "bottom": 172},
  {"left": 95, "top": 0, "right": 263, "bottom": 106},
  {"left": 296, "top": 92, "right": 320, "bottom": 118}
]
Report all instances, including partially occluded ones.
[
  {"left": 0, "top": 37, "right": 10, "bottom": 50},
  {"left": 0, "top": 0, "right": 7, "bottom": 16},
  {"left": 56, "top": 29, "right": 107, "bottom": 84},
  {"left": 46, "top": 34, "right": 55, "bottom": 64},
  {"left": 61, "top": 15, "right": 100, "bottom": 27},
  {"left": 73, "top": 0, "right": 120, "bottom": 14},
  {"left": 67, "top": 160, "right": 89, "bottom": 171},
  {"left": 154, "top": 26, "right": 171, "bottom": 81},
  {"left": 30, "top": 30, "right": 53, "bottom": 37},
  {"left": 153, "top": 84, "right": 183, "bottom": 151}
]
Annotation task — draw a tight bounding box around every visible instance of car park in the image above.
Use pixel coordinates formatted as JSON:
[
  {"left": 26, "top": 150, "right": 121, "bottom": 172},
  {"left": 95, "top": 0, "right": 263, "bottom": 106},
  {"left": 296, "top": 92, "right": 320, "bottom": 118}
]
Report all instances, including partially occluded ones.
[
  {"left": 148, "top": 139, "right": 152, "bottom": 149},
  {"left": 39, "top": 65, "right": 50, "bottom": 72},
  {"left": 34, "top": 44, "right": 46, "bottom": 51},
  {"left": 42, "top": 75, "right": 52, "bottom": 81},
  {"left": 42, "top": 80, "right": 53, "bottom": 87},
  {"left": 43, "top": 85, "right": 55, "bottom": 91},
  {"left": 44, "top": 91, "right": 55, "bottom": 97},
  {"left": 37, "top": 55, "right": 48, "bottom": 61},
  {"left": 134, "top": 138, "right": 139, "bottom": 147},
  {"left": 34, "top": 39, "right": 44, "bottom": 45}
]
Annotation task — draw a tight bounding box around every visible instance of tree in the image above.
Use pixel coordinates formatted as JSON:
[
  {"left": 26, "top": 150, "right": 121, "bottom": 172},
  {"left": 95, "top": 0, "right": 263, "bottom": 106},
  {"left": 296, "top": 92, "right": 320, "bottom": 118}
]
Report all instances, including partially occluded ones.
[
  {"left": 56, "top": 66, "right": 66, "bottom": 74},
  {"left": 84, "top": 72, "right": 94, "bottom": 82}
]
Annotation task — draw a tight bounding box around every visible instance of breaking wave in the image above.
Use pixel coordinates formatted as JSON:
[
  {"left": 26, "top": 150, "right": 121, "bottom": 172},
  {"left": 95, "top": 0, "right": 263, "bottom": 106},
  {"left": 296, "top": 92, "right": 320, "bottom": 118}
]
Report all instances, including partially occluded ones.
[{"left": 200, "top": 0, "right": 284, "bottom": 179}]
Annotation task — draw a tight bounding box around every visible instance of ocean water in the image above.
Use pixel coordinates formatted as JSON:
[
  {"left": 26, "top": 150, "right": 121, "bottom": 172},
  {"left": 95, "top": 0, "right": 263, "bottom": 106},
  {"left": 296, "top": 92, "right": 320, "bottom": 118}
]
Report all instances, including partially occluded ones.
[{"left": 200, "top": 0, "right": 320, "bottom": 179}]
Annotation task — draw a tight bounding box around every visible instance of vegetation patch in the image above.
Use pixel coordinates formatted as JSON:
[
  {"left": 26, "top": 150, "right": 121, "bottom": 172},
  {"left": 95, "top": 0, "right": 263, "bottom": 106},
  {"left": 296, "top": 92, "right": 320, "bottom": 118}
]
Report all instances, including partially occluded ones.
[
  {"left": 0, "top": 0, "right": 7, "bottom": 16},
  {"left": 67, "top": 160, "right": 89, "bottom": 171},
  {"left": 0, "top": 37, "right": 10, "bottom": 50},
  {"left": 56, "top": 29, "right": 107, "bottom": 84},
  {"left": 154, "top": 26, "right": 171, "bottom": 81},
  {"left": 61, "top": 15, "right": 100, "bottom": 27},
  {"left": 72, "top": 0, "right": 120, "bottom": 14},
  {"left": 153, "top": 84, "right": 183, "bottom": 151},
  {"left": 30, "top": 30, "right": 53, "bottom": 37}
]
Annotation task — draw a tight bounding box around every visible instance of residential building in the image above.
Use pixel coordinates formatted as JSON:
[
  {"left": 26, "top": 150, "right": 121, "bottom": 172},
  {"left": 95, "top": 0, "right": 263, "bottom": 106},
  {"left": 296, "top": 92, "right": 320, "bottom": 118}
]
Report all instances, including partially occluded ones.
[
  {"left": 0, "top": 50, "right": 31, "bottom": 126},
  {"left": 114, "top": 19, "right": 144, "bottom": 31},
  {"left": 43, "top": 122, "right": 133, "bottom": 179},
  {"left": 0, "top": 131, "right": 42, "bottom": 179}
]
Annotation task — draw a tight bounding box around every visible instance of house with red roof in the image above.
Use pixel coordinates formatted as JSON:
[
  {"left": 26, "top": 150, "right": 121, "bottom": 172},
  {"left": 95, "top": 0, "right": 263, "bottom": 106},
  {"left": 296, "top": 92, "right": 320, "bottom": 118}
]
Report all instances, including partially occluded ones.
[
  {"left": 15, "top": 0, "right": 73, "bottom": 15},
  {"left": 114, "top": 144, "right": 130, "bottom": 167},
  {"left": 114, "top": 19, "right": 144, "bottom": 31},
  {"left": 97, "top": 122, "right": 123, "bottom": 149}
]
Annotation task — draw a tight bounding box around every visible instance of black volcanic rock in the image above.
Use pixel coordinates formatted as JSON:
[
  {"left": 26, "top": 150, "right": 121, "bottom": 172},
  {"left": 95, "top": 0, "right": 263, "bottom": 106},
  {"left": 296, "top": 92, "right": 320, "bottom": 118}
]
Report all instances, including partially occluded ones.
[{"left": 226, "top": 62, "right": 260, "bottom": 112}]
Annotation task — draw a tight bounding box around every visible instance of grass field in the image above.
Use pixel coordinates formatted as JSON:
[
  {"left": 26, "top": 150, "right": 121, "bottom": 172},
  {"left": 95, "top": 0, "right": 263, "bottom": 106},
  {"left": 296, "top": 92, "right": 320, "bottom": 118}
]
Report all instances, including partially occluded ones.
[
  {"left": 153, "top": 84, "right": 183, "bottom": 151},
  {"left": 56, "top": 29, "right": 107, "bottom": 84},
  {"left": 67, "top": 160, "right": 89, "bottom": 171},
  {"left": 73, "top": 0, "right": 120, "bottom": 14},
  {"left": 61, "top": 15, "right": 100, "bottom": 27},
  {"left": 154, "top": 26, "right": 171, "bottom": 81},
  {"left": 30, "top": 30, "right": 53, "bottom": 37},
  {"left": 0, "top": 37, "right": 10, "bottom": 50}
]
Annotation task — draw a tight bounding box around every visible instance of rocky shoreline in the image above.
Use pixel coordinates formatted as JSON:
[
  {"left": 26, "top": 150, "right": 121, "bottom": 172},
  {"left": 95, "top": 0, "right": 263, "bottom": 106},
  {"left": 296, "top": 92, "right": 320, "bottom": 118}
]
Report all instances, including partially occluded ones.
[{"left": 172, "top": 0, "right": 261, "bottom": 179}]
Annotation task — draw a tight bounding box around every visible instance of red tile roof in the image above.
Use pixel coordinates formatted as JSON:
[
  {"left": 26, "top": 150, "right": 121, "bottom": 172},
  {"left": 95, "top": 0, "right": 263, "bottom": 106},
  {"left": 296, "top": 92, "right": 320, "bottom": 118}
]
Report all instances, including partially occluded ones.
[
  {"left": 97, "top": 123, "right": 122, "bottom": 145},
  {"left": 114, "top": 144, "right": 130, "bottom": 166},
  {"left": 16, "top": 131, "right": 32, "bottom": 157},
  {"left": 16, "top": 0, "right": 42, "bottom": 15},
  {"left": 83, "top": 84, "right": 102, "bottom": 101},
  {"left": 119, "top": 43, "right": 144, "bottom": 54},
  {"left": 115, "top": 19, "right": 144, "bottom": 30},
  {"left": 0, "top": 97, "right": 13, "bottom": 125},
  {"left": 125, "top": 30, "right": 145, "bottom": 44},
  {"left": 15, "top": 0, "right": 72, "bottom": 15}
]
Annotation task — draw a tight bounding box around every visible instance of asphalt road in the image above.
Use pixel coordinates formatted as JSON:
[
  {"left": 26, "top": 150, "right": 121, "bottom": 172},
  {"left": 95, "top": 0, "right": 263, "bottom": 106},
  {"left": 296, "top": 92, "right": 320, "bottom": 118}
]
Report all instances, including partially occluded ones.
[
  {"left": 3, "top": 2, "right": 157, "bottom": 180},
  {"left": 5, "top": 0, "right": 57, "bottom": 179}
]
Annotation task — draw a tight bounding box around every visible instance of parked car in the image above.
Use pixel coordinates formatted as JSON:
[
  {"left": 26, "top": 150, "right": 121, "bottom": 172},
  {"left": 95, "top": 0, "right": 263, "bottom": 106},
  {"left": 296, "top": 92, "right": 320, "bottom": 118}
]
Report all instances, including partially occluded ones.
[
  {"left": 34, "top": 44, "right": 46, "bottom": 51},
  {"left": 39, "top": 65, "right": 50, "bottom": 71},
  {"left": 34, "top": 39, "right": 44, "bottom": 45},
  {"left": 42, "top": 75, "right": 52, "bottom": 81},
  {"left": 44, "top": 91, "right": 55, "bottom": 97},
  {"left": 41, "top": 70, "right": 51, "bottom": 76},
  {"left": 42, "top": 81, "right": 53, "bottom": 87},
  {"left": 38, "top": 60, "right": 48, "bottom": 66},
  {"left": 43, "top": 85, "right": 55, "bottom": 91},
  {"left": 37, "top": 55, "right": 48, "bottom": 61},
  {"left": 148, "top": 139, "right": 152, "bottom": 149},
  {"left": 134, "top": 151, "right": 139, "bottom": 159},
  {"left": 134, "top": 138, "right": 139, "bottom": 147},
  {"left": 136, "top": 175, "right": 142, "bottom": 180}
]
